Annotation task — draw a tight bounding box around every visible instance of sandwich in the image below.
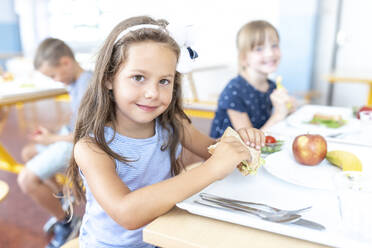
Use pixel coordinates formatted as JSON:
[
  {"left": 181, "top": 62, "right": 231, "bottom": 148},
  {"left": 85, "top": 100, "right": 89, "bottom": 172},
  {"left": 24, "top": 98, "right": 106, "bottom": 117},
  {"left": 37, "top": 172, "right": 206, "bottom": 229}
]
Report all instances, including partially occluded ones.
[
  {"left": 309, "top": 113, "right": 346, "bottom": 128},
  {"left": 208, "top": 127, "right": 264, "bottom": 176},
  {"left": 312, "top": 113, "right": 343, "bottom": 122}
]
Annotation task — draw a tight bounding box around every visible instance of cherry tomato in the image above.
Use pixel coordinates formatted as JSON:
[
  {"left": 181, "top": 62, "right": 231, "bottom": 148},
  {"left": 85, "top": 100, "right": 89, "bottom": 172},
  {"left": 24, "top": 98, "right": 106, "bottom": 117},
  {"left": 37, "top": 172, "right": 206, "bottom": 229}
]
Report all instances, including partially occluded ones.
[
  {"left": 33, "top": 130, "right": 42, "bottom": 135},
  {"left": 265, "top": 135, "right": 277, "bottom": 144}
]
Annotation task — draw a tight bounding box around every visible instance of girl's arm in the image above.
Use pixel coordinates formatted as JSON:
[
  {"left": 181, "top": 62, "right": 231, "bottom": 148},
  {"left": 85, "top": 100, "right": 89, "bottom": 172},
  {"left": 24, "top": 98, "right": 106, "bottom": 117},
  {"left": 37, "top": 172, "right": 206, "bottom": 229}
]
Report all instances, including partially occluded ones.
[
  {"left": 228, "top": 107, "right": 285, "bottom": 133},
  {"left": 31, "top": 126, "right": 73, "bottom": 145},
  {"left": 259, "top": 114, "right": 285, "bottom": 132},
  {"left": 227, "top": 90, "right": 292, "bottom": 132},
  {"left": 181, "top": 119, "right": 216, "bottom": 160},
  {"left": 259, "top": 88, "right": 292, "bottom": 131},
  {"left": 75, "top": 134, "right": 251, "bottom": 230},
  {"left": 219, "top": 110, "right": 265, "bottom": 148},
  {"left": 227, "top": 109, "right": 254, "bottom": 130}
]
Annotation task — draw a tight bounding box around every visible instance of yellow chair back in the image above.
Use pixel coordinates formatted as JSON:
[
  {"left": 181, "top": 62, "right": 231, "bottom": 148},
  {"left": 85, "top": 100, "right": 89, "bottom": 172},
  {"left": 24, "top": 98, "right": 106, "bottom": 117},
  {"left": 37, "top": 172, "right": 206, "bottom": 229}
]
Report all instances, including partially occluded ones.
[{"left": 0, "top": 143, "right": 24, "bottom": 173}]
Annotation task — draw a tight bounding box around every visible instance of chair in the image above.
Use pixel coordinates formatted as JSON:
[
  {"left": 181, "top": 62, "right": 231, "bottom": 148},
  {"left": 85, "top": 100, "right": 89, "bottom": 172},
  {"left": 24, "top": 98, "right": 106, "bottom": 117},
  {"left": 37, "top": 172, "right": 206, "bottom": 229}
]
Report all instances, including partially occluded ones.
[
  {"left": 0, "top": 142, "right": 24, "bottom": 173},
  {"left": 326, "top": 74, "right": 372, "bottom": 106},
  {"left": 0, "top": 142, "right": 71, "bottom": 233},
  {"left": 0, "top": 180, "right": 9, "bottom": 202}
]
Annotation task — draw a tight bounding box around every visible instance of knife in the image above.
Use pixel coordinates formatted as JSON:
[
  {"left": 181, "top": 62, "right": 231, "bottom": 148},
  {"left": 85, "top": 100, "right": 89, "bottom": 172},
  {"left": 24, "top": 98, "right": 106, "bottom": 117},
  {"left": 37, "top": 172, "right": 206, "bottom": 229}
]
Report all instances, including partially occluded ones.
[
  {"left": 194, "top": 199, "right": 326, "bottom": 231},
  {"left": 293, "top": 218, "right": 325, "bottom": 231}
]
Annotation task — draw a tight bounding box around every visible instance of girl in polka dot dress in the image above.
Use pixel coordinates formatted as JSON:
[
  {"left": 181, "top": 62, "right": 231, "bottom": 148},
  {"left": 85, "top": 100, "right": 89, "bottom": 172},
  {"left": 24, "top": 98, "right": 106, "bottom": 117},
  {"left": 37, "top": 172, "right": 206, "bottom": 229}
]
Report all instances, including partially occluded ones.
[{"left": 210, "top": 20, "right": 296, "bottom": 139}]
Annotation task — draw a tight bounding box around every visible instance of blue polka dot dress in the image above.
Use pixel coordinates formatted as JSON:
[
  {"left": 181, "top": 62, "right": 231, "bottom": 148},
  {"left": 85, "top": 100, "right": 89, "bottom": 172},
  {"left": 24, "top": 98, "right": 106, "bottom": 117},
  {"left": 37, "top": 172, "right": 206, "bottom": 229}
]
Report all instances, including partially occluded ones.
[{"left": 210, "top": 75, "right": 276, "bottom": 138}]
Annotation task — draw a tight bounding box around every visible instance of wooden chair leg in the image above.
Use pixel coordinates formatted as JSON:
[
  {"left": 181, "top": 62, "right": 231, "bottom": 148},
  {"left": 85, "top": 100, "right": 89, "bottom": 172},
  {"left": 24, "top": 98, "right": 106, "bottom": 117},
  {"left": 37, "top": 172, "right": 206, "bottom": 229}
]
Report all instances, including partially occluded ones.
[
  {"left": 0, "top": 180, "right": 9, "bottom": 202},
  {"left": 0, "top": 106, "right": 10, "bottom": 134},
  {"left": 0, "top": 142, "right": 24, "bottom": 173},
  {"left": 186, "top": 72, "right": 199, "bottom": 103}
]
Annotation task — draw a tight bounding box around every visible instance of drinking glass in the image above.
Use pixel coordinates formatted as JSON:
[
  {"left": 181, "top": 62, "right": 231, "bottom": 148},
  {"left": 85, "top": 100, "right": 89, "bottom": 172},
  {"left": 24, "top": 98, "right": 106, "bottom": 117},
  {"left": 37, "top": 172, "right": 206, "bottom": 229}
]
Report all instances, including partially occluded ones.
[
  {"left": 359, "top": 110, "right": 372, "bottom": 121},
  {"left": 359, "top": 110, "right": 372, "bottom": 145},
  {"left": 334, "top": 171, "right": 372, "bottom": 243}
]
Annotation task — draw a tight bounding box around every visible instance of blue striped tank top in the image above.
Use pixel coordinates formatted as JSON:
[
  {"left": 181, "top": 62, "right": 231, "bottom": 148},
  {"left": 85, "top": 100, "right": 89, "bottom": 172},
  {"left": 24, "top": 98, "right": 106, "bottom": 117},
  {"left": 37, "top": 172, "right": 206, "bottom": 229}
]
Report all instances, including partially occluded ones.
[{"left": 79, "top": 121, "right": 180, "bottom": 248}]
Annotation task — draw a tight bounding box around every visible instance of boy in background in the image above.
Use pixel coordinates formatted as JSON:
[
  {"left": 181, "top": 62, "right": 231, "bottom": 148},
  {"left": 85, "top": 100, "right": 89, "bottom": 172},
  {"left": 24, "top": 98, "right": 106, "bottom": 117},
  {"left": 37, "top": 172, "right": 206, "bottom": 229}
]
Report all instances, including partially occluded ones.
[{"left": 17, "top": 38, "right": 92, "bottom": 248}]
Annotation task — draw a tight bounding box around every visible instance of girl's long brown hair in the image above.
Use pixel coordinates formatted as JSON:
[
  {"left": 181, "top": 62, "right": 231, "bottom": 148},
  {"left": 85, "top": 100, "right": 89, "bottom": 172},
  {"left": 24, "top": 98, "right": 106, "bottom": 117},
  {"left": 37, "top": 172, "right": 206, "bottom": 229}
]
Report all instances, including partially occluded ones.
[{"left": 65, "top": 16, "right": 190, "bottom": 204}]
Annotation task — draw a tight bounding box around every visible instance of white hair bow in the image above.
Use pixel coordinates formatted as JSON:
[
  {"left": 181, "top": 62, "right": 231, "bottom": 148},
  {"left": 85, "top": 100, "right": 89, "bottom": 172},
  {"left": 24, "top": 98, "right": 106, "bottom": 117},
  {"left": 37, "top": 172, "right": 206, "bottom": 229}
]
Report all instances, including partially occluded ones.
[
  {"left": 114, "top": 23, "right": 198, "bottom": 73},
  {"left": 167, "top": 23, "right": 198, "bottom": 73}
]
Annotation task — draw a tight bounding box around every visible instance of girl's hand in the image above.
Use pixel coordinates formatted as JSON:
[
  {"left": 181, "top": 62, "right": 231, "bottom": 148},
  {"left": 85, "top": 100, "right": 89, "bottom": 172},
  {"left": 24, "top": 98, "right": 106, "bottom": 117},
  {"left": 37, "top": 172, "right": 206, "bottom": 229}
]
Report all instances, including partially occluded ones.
[
  {"left": 30, "top": 126, "right": 55, "bottom": 145},
  {"left": 236, "top": 127, "right": 265, "bottom": 150},
  {"left": 270, "top": 89, "right": 290, "bottom": 119},
  {"left": 207, "top": 135, "right": 252, "bottom": 180},
  {"left": 287, "top": 96, "right": 298, "bottom": 113}
]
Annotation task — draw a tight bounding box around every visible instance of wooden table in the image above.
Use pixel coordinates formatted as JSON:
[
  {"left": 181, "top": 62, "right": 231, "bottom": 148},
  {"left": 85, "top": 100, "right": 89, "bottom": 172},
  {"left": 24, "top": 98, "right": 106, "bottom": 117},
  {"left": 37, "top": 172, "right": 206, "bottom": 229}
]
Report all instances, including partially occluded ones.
[
  {"left": 0, "top": 83, "right": 68, "bottom": 132},
  {"left": 144, "top": 207, "right": 328, "bottom": 248},
  {"left": 0, "top": 85, "right": 68, "bottom": 106},
  {"left": 326, "top": 74, "right": 372, "bottom": 106}
]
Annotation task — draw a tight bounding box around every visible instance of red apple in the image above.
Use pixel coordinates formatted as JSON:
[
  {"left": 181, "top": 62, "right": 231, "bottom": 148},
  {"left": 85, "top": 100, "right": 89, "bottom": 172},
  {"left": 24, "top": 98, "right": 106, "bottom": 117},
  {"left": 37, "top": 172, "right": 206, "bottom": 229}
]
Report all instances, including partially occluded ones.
[{"left": 292, "top": 134, "right": 327, "bottom": 166}]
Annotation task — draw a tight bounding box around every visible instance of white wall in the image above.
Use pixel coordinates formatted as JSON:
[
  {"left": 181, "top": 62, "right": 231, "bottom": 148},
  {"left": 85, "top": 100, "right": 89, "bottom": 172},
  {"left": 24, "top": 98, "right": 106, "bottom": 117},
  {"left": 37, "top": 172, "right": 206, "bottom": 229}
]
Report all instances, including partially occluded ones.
[
  {"left": 14, "top": 0, "right": 49, "bottom": 57},
  {"left": 13, "top": 0, "right": 371, "bottom": 107},
  {"left": 15, "top": 0, "right": 281, "bottom": 102},
  {"left": 0, "top": 0, "right": 17, "bottom": 22},
  {"left": 312, "top": 0, "right": 338, "bottom": 105},
  {"left": 331, "top": 0, "right": 372, "bottom": 107},
  {"left": 312, "top": 0, "right": 371, "bottom": 107}
]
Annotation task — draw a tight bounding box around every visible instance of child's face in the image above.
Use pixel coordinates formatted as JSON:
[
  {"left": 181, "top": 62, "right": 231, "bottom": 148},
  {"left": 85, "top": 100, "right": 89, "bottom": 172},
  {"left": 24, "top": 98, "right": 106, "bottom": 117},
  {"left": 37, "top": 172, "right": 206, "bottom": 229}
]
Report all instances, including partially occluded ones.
[
  {"left": 39, "top": 57, "right": 75, "bottom": 85},
  {"left": 243, "top": 33, "right": 281, "bottom": 75},
  {"left": 107, "top": 41, "right": 177, "bottom": 128}
]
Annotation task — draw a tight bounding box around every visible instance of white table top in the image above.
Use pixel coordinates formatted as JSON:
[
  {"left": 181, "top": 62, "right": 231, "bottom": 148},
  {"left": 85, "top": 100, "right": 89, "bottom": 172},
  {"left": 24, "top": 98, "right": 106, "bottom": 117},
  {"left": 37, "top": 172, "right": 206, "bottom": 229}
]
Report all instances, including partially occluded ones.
[
  {"left": 145, "top": 104, "right": 372, "bottom": 248},
  {"left": 0, "top": 81, "right": 67, "bottom": 106}
]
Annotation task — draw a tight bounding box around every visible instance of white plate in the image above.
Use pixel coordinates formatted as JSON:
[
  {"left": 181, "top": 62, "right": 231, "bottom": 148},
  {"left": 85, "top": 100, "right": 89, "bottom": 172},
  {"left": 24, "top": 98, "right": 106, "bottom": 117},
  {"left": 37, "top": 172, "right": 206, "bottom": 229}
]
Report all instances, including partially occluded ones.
[
  {"left": 263, "top": 149, "right": 340, "bottom": 190},
  {"left": 286, "top": 105, "right": 360, "bottom": 137}
]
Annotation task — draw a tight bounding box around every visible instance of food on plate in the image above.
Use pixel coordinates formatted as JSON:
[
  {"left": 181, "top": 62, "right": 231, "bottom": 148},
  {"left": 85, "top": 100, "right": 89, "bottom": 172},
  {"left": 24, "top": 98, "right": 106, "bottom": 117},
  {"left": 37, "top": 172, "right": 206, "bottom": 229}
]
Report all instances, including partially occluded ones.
[
  {"left": 208, "top": 127, "right": 264, "bottom": 176},
  {"left": 326, "top": 150, "right": 362, "bottom": 171},
  {"left": 308, "top": 113, "right": 346, "bottom": 128},
  {"left": 33, "top": 129, "right": 42, "bottom": 135},
  {"left": 265, "top": 135, "right": 276, "bottom": 143},
  {"left": 354, "top": 105, "right": 372, "bottom": 119},
  {"left": 358, "top": 107, "right": 372, "bottom": 120},
  {"left": 261, "top": 135, "right": 284, "bottom": 154},
  {"left": 292, "top": 134, "right": 327, "bottom": 166},
  {"left": 1, "top": 72, "right": 14, "bottom": 82}
]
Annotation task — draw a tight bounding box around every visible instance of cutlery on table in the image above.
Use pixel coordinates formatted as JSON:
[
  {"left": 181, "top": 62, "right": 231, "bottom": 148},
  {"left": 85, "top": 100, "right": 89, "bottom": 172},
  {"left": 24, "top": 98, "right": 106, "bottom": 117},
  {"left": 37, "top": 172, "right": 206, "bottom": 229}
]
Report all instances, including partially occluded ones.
[
  {"left": 195, "top": 197, "right": 325, "bottom": 231},
  {"left": 195, "top": 199, "right": 301, "bottom": 224},
  {"left": 200, "top": 193, "right": 312, "bottom": 216}
]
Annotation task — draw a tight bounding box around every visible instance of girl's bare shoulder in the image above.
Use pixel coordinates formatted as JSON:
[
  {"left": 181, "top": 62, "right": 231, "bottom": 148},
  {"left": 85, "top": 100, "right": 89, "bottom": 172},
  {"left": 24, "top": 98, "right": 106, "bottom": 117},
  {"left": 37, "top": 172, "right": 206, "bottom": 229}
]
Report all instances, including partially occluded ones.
[
  {"left": 75, "top": 137, "right": 101, "bottom": 153},
  {"left": 74, "top": 137, "right": 113, "bottom": 169}
]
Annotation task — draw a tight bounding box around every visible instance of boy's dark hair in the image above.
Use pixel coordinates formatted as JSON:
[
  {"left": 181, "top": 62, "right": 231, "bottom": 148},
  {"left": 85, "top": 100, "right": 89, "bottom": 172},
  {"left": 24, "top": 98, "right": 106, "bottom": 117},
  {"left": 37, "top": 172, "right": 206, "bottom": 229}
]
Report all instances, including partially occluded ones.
[{"left": 34, "top": 38, "right": 75, "bottom": 69}]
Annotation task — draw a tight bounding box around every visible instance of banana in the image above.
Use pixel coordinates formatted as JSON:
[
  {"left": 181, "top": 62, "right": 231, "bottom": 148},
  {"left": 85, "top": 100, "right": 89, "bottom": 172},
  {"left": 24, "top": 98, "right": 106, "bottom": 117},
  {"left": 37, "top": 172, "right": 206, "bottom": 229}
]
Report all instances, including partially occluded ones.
[
  {"left": 276, "top": 75, "right": 284, "bottom": 89},
  {"left": 275, "top": 76, "right": 292, "bottom": 110},
  {"left": 326, "top": 150, "right": 362, "bottom": 171}
]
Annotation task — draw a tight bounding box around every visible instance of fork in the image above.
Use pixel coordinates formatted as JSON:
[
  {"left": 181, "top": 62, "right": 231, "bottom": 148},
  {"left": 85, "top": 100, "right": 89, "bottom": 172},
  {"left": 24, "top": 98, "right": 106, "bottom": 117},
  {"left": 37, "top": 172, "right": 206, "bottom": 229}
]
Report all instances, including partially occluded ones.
[
  {"left": 328, "top": 133, "right": 343, "bottom": 138},
  {"left": 194, "top": 198, "right": 302, "bottom": 223},
  {"left": 200, "top": 193, "right": 311, "bottom": 216}
]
